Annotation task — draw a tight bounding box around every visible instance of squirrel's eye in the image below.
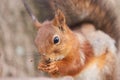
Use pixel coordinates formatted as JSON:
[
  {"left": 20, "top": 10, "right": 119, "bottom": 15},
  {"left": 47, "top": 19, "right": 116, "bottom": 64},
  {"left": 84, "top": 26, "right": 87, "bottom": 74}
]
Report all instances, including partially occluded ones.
[{"left": 53, "top": 35, "right": 60, "bottom": 44}]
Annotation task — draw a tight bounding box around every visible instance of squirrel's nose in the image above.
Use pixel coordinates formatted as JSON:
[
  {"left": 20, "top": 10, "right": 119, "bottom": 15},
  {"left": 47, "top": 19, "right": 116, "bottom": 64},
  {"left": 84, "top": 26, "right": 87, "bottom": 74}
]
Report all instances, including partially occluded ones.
[
  {"left": 45, "top": 58, "right": 51, "bottom": 64},
  {"left": 40, "top": 53, "right": 51, "bottom": 63}
]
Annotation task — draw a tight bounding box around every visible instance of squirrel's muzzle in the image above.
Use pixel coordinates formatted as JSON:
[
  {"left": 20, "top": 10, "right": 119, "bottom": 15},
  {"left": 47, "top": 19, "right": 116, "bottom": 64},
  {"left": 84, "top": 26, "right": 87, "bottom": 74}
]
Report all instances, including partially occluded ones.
[
  {"left": 45, "top": 58, "right": 51, "bottom": 64},
  {"left": 41, "top": 54, "right": 51, "bottom": 64}
]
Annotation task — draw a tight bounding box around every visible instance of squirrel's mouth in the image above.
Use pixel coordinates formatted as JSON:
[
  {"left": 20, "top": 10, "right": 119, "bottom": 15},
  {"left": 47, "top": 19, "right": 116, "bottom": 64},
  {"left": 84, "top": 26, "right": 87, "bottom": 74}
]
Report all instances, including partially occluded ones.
[
  {"left": 55, "top": 55, "right": 65, "bottom": 61},
  {"left": 41, "top": 54, "right": 65, "bottom": 63},
  {"left": 51, "top": 55, "right": 65, "bottom": 62}
]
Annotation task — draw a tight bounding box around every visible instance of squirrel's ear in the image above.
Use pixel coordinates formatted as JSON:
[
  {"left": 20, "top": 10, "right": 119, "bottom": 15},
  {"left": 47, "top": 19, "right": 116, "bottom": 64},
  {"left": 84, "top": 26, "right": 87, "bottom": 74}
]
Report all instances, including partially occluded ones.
[
  {"left": 22, "top": 0, "right": 41, "bottom": 29},
  {"left": 53, "top": 9, "right": 66, "bottom": 26},
  {"left": 33, "top": 19, "right": 41, "bottom": 29}
]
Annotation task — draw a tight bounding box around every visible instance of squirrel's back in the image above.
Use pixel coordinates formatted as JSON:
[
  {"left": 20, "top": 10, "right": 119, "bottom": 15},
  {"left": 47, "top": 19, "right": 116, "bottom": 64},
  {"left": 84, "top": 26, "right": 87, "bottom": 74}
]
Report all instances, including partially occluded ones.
[{"left": 51, "top": 0, "right": 119, "bottom": 47}]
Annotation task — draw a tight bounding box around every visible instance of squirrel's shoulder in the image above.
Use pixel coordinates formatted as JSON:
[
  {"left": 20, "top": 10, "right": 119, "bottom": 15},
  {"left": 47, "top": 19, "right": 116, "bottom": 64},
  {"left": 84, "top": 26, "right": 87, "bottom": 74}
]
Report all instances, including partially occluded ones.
[{"left": 79, "top": 24, "right": 116, "bottom": 56}]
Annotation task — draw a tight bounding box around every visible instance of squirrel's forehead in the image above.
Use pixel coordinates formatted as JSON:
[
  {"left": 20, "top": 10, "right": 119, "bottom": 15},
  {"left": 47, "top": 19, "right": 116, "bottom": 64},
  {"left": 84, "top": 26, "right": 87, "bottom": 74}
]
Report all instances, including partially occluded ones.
[
  {"left": 37, "top": 27, "right": 55, "bottom": 36},
  {"left": 38, "top": 23, "right": 55, "bottom": 31}
]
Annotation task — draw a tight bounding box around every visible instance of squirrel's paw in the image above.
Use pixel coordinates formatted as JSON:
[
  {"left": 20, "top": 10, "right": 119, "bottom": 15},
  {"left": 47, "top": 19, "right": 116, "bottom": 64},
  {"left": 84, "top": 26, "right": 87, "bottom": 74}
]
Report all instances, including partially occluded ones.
[
  {"left": 46, "top": 62, "right": 59, "bottom": 74},
  {"left": 38, "top": 63, "right": 47, "bottom": 72},
  {"left": 38, "top": 62, "right": 59, "bottom": 74}
]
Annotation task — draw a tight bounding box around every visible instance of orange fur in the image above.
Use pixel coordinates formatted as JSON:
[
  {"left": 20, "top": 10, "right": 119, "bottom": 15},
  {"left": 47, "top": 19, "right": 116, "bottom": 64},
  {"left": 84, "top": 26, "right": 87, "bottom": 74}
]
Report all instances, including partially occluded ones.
[
  {"left": 36, "top": 9, "right": 95, "bottom": 77},
  {"left": 33, "top": 9, "right": 117, "bottom": 80},
  {"left": 35, "top": 10, "right": 117, "bottom": 80},
  {"left": 82, "top": 52, "right": 107, "bottom": 72}
]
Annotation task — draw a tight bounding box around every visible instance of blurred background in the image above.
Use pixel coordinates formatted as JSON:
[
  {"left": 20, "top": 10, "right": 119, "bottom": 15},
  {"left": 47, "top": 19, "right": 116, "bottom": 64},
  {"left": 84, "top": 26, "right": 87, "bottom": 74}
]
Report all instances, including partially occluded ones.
[
  {"left": 0, "top": 0, "right": 120, "bottom": 79},
  {"left": 0, "top": 0, "right": 54, "bottom": 78}
]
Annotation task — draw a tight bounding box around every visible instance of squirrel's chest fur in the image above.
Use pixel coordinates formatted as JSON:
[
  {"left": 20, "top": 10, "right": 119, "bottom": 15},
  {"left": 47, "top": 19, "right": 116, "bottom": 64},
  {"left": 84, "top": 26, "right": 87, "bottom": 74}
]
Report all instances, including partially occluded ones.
[{"left": 74, "top": 26, "right": 117, "bottom": 80}]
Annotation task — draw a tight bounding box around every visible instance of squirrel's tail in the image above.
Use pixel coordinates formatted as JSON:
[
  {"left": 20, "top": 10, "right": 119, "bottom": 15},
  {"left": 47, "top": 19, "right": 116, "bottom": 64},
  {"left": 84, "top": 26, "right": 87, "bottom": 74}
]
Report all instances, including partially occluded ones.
[{"left": 52, "top": 0, "right": 120, "bottom": 47}]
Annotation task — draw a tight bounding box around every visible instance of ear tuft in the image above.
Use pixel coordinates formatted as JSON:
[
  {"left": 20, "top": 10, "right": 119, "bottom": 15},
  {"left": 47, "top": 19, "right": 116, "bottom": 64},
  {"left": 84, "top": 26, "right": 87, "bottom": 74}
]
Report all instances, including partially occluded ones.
[
  {"left": 56, "top": 9, "right": 66, "bottom": 24},
  {"left": 34, "top": 19, "right": 41, "bottom": 29},
  {"left": 53, "top": 9, "right": 66, "bottom": 26}
]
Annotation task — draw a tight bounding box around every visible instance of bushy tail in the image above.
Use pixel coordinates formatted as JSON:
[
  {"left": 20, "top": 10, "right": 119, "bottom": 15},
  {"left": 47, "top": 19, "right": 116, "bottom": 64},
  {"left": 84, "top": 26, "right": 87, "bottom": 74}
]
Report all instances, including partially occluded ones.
[{"left": 52, "top": 0, "right": 120, "bottom": 48}]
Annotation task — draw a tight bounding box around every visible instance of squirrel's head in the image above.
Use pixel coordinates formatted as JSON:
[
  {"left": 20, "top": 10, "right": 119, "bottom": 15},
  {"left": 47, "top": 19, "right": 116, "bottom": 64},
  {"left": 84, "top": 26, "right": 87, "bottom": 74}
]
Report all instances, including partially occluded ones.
[{"left": 34, "top": 9, "right": 76, "bottom": 63}]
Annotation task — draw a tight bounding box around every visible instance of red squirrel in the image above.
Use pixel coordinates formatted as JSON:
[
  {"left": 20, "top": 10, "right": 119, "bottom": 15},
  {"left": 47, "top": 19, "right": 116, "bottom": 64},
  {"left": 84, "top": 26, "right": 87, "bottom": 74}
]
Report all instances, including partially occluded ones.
[{"left": 22, "top": 0, "right": 119, "bottom": 80}]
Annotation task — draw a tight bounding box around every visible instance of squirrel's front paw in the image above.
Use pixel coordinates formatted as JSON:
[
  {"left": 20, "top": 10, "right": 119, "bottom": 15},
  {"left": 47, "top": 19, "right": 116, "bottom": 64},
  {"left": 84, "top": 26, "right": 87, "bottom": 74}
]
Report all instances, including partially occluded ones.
[
  {"left": 46, "top": 62, "right": 59, "bottom": 74},
  {"left": 38, "top": 63, "right": 47, "bottom": 72},
  {"left": 38, "top": 62, "right": 59, "bottom": 74}
]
